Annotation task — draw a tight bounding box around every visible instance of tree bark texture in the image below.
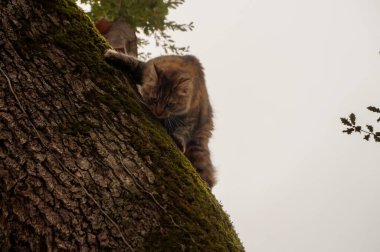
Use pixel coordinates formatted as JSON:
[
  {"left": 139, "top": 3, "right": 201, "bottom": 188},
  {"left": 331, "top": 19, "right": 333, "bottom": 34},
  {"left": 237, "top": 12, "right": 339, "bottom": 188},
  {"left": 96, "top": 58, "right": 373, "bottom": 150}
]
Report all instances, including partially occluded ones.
[{"left": 0, "top": 0, "right": 244, "bottom": 251}]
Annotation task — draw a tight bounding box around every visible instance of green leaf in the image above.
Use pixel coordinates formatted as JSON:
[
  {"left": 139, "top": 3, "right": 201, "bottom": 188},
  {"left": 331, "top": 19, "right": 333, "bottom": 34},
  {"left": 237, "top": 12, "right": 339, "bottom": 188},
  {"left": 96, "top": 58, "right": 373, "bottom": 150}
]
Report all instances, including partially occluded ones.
[
  {"left": 343, "top": 128, "right": 354, "bottom": 135},
  {"left": 349, "top": 113, "right": 356, "bottom": 125},
  {"left": 368, "top": 106, "right": 380, "bottom": 113},
  {"left": 367, "top": 125, "right": 374, "bottom": 132},
  {"left": 340, "top": 118, "right": 352, "bottom": 126}
]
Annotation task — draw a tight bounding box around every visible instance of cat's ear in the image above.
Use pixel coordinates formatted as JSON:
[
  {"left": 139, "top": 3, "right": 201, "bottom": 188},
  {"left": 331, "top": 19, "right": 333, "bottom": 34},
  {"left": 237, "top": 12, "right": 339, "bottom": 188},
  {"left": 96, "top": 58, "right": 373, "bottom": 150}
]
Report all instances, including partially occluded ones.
[
  {"left": 176, "top": 73, "right": 192, "bottom": 96},
  {"left": 136, "top": 84, "right": 143, "bottom": 95},
  {"left": 153, "top": 63, "right": 161, "bottom": 76},
  {"left": 144, "top": 63, "right": 159, "bottom": 81}
]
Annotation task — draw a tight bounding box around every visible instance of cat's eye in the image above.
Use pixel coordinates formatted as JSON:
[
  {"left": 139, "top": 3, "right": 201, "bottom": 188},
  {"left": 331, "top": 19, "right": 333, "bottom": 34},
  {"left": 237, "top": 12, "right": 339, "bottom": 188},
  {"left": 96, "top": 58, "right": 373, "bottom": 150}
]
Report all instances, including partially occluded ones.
[
  {"left": 179, "top": 78, "right": 190, "bottom": 83},
  {"left": 166, "top": 102, "right": 175, "bottom": 109},
  {"left": 149, "top": 98, "right": 158, "bottom": 104}
]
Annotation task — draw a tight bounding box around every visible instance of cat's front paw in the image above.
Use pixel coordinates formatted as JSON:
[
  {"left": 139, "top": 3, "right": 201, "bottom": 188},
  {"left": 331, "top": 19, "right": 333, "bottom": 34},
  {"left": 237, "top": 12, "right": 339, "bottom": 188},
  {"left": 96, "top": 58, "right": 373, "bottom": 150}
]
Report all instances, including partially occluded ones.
[
  {"left": 173, "top": 135, "right": 186, "bottom": 153},
  {"left": 104, "top": 49, "right": 119, "bottom": 60}
]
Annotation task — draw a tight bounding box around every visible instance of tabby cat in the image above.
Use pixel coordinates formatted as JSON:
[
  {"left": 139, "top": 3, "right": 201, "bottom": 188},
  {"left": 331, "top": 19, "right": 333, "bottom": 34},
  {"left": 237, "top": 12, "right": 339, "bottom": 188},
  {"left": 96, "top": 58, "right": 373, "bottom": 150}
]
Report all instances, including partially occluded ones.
[{"left": 104, "top": 49, "right": 216, "bottom": 188}]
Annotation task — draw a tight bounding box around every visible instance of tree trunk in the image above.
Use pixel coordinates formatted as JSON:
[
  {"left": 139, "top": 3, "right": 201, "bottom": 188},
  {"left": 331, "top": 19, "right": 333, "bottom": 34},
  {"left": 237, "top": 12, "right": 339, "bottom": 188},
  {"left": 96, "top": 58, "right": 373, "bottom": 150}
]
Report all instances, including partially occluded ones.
[{"left": 0, "top": 0, "right": 244, "bottom": 251}]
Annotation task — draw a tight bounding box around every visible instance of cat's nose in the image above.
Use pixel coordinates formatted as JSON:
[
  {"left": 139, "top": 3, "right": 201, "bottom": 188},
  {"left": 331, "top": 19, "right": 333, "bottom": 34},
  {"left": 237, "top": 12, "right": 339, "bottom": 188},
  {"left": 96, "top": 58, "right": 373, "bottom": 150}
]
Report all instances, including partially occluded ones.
[{"left": 155, "top": 107, "right": 166, "bottom": 118}]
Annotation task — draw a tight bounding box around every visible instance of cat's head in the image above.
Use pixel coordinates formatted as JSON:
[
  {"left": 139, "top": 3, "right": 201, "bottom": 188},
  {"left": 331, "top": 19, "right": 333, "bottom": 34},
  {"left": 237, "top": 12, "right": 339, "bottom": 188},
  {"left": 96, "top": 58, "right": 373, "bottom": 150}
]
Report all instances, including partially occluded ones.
[{"left": 137, "top": 61, "right": 193, "bottom": 119}]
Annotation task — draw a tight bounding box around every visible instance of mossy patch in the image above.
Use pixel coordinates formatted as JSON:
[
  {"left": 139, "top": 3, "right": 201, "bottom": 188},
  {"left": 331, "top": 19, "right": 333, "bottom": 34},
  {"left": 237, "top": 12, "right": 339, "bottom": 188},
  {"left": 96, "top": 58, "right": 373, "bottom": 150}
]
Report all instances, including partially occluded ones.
[{"left": 126, "top": 107, "right": 244, "bottom": 251}]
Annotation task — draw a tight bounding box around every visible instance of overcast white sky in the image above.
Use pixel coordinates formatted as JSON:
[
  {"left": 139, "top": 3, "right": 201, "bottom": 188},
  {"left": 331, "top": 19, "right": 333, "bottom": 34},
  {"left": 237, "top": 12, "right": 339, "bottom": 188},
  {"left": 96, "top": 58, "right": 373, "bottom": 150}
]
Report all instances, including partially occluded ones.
[{"left": 80, "top": 1, "right": 380, "bottom": 251}]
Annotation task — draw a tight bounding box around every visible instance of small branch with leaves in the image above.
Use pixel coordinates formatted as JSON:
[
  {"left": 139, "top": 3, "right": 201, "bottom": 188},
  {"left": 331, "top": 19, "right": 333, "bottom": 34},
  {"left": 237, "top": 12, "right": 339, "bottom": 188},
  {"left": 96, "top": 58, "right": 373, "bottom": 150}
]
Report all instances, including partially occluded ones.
[{"left": 341, "top": 106, "right": 380, "bottom": 142}]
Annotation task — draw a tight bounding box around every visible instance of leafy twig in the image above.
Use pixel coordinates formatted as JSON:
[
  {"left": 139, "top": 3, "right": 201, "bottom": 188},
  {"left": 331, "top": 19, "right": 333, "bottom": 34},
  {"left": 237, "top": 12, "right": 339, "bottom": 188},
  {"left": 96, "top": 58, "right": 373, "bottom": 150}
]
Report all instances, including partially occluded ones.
[{"left": 340, "top": 106, "right": 380, "bottom": 142}]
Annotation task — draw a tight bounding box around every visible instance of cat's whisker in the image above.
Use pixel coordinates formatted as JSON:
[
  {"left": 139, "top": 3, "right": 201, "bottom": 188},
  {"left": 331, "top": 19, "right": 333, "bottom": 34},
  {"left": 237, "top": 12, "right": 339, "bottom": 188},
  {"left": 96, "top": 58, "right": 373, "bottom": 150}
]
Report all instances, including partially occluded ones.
[
  {"left": 172, "top": 117, "right": 184, "bottom": 127},
  {"left": 167, "top": 120, "right": 171, "bottom": 132},
  {"left": 168, "top": 118, "right": 174, "bottom": 133},
  {"left": 134, "top": 94, "right": 147, "bottom": 105},
  {"left": 172, "top": 117, "right": 178, "bottom": 128}
]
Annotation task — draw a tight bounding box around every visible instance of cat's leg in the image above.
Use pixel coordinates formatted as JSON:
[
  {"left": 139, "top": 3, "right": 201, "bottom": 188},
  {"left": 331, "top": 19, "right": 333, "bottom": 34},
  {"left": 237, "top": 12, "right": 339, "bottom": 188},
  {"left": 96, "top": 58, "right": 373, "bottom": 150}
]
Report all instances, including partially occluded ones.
[
  {"left": 184, "top": 127, "right": 216, "bottom": 188},
  {"left": 172, "top": 128, "right": 191, "bottom": 153},
  {"left": 185, "top": 142, "right": 216, "bottom": 188},
  {"left": 171, "top": 118, "right": 216, "bottom": 187},
  {"left": 170, "top": 117, "right": 195, "bottom": 153},
  {"left": 104, "top": 49, "right": 141, "bottom": 69},
  {"left": 104, "top": 49, "right": 145, "bottom": 82}
]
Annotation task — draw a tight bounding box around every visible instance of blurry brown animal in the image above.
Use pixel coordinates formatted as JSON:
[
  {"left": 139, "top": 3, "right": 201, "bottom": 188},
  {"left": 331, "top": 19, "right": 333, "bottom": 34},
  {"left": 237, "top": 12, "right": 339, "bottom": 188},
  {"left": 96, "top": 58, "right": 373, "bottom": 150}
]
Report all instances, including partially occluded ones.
[{"left": 95, "top": 19, "right": 138, "bottom": 57}]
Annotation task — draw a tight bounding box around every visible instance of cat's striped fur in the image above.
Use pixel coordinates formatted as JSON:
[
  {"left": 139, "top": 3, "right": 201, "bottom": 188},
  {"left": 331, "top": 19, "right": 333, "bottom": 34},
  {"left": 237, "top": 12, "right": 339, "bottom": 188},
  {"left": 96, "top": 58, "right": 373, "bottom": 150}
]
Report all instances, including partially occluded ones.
[{"left": 104, "top": 49, "right": 216, "bottom": 187}]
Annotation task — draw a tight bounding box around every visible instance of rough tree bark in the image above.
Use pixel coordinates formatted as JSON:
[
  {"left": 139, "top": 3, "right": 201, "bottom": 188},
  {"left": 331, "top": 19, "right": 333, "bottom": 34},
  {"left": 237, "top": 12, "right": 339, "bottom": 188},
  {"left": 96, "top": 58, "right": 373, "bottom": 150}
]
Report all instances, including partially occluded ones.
[{"left": 0, "top": 0, "right": 244, "bottom": 251}]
